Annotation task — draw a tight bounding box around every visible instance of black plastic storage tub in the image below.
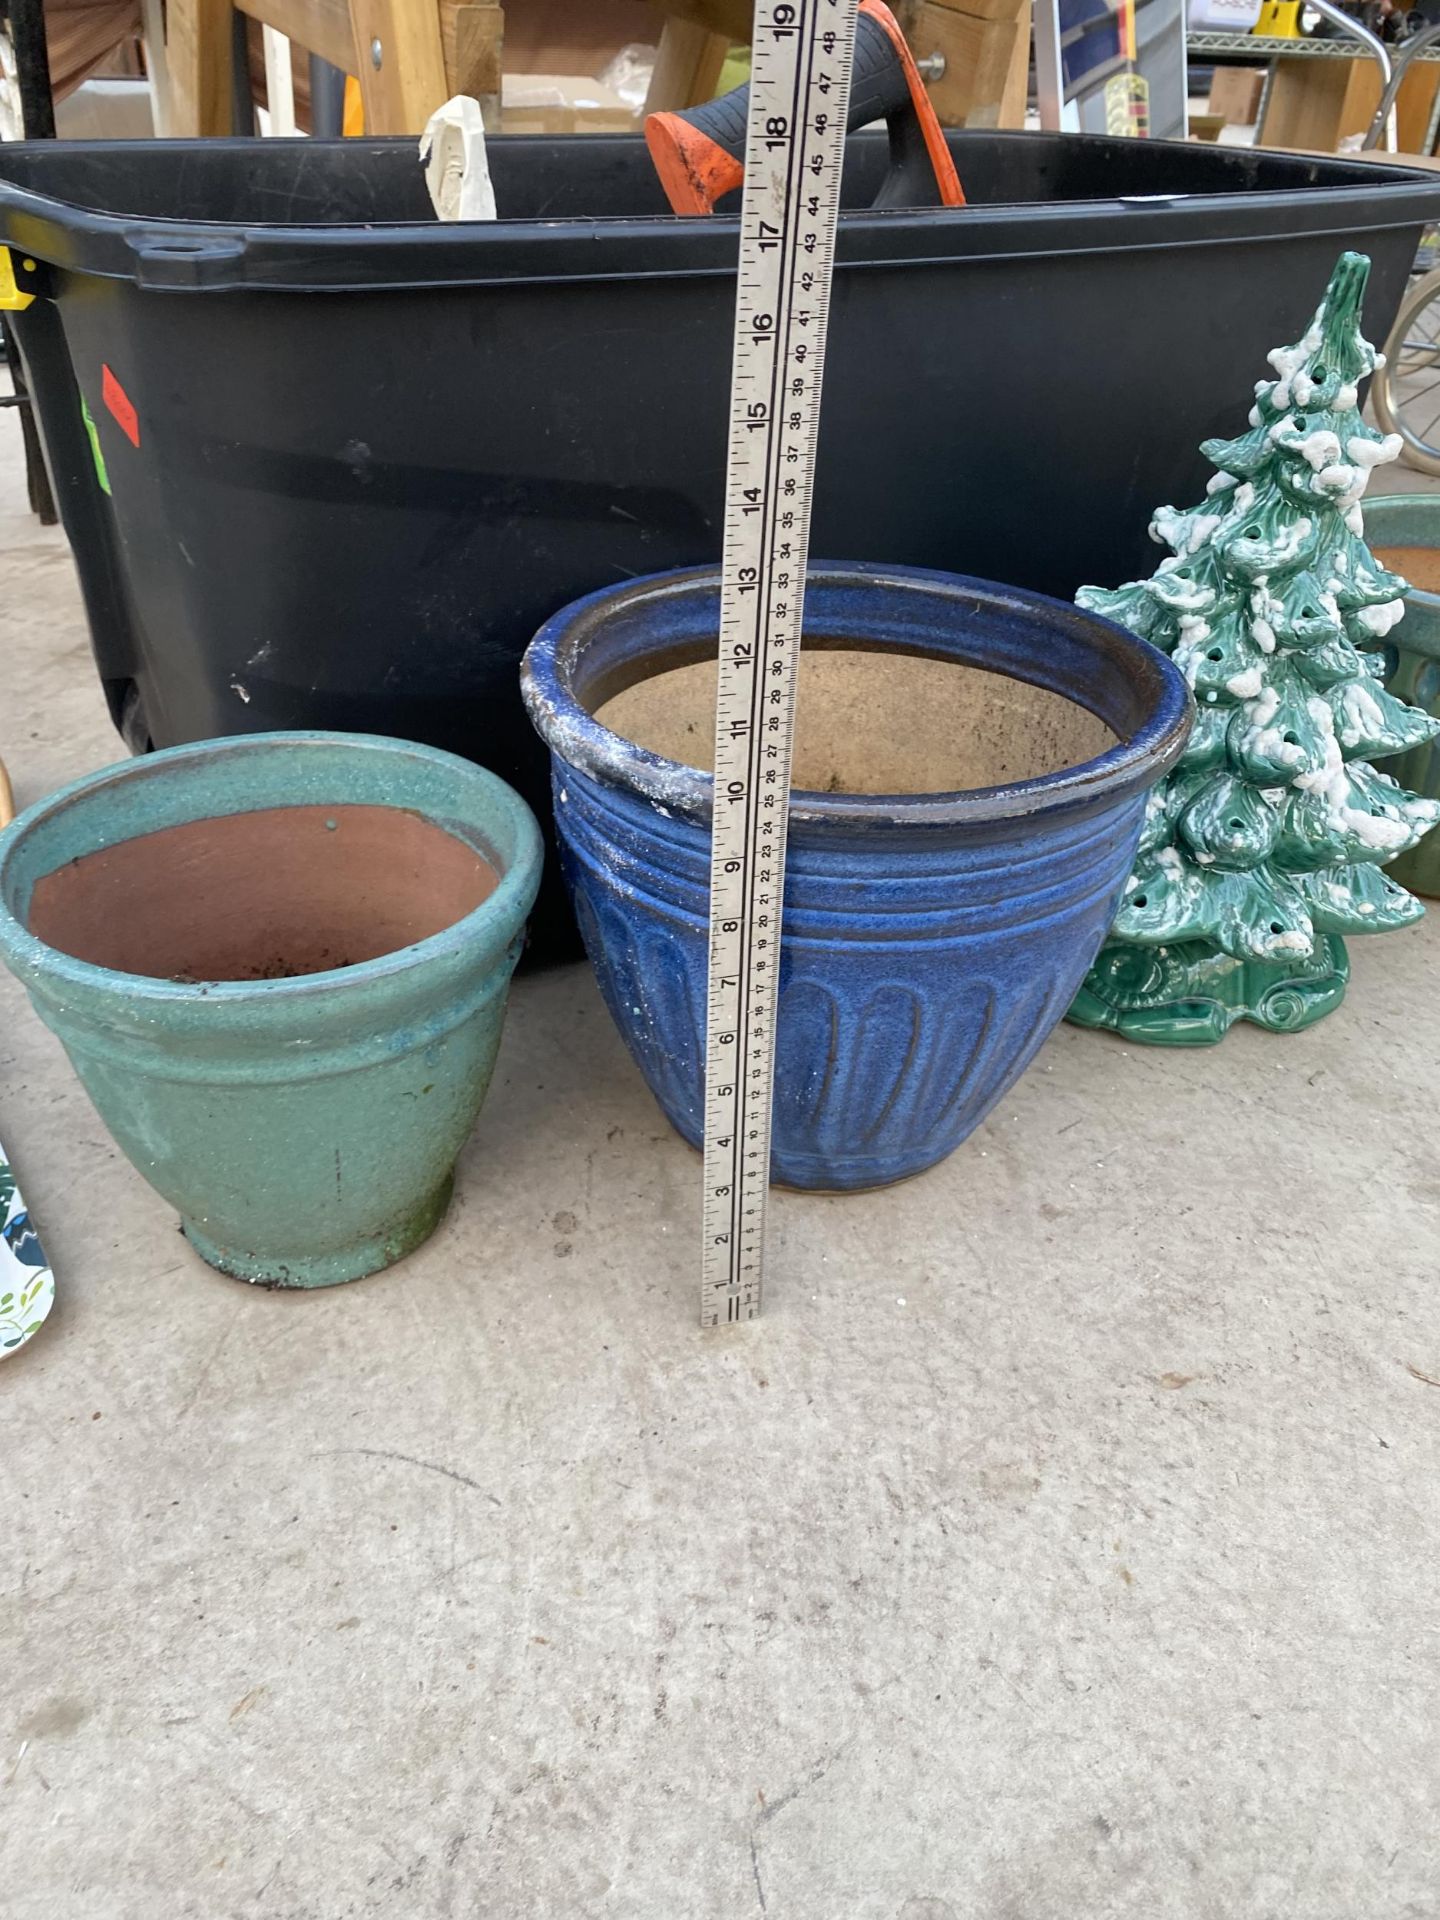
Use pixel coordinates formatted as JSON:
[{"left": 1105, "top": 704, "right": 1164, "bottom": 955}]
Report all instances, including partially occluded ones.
[{"left": 3, "top": 131, "right": 1438, "bottom": 957}]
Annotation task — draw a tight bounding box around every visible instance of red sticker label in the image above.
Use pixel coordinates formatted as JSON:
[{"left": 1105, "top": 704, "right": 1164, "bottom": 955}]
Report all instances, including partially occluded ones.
[{"left": 101, "top": 364, "right": 139, "bottom": 448}]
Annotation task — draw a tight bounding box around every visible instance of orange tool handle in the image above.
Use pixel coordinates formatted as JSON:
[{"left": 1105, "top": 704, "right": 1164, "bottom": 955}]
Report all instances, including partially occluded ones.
[{"left": 645, "top": 1, "right": 964, "bottom": 217}]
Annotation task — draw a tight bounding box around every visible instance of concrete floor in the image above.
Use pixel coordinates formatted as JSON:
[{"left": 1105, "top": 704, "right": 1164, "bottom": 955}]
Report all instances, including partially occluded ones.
[{"left": 2, "top": 414, "right": 1439, "bottom": 1920}]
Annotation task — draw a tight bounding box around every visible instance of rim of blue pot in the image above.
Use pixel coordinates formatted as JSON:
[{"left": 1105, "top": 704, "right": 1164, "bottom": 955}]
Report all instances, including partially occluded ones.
[
  {"left": 521, "top": 562, "right": 1194, "bottom": 830},
  {"left": 0, "top": 731, "right": 544, "bottom": 1006}
]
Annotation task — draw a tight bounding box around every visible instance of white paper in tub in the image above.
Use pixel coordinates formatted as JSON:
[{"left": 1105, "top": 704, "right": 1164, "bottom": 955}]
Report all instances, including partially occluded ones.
[{"left": 420, "top": 96, "right": 497, "bottom": 223}]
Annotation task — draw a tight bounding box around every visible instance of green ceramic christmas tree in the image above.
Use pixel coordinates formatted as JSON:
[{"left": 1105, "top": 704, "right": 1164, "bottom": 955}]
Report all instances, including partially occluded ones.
[{"left": 1071, "top": 251, "right": 1440, "bottom": 1047}]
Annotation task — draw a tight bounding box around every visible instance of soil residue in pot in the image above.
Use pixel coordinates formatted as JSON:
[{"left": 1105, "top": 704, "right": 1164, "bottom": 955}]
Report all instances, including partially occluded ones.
[
  {"left": 1372, "top": 545, "right": 1440, "bottom": 597},
  {"left": 27, "top": 803, "right": 499, "bottom": 981},
  {"left": 594, "top": 649, "right": 1116, "bottom": 793}
]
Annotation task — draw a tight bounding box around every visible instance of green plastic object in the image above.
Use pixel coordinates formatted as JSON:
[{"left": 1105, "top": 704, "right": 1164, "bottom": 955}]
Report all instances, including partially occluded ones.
[
  {"left": 79, "top": 395, "right": 110, "bottom": 496},
  {"left": 1069, "top": 251, "right": 1440, "bottom": 1047},
  {"left": 0, "top": 733, "right": 542, "bottom": 1287},
  {"left": 1351, "top": 492, "right": 1440, "bottom": 898}
]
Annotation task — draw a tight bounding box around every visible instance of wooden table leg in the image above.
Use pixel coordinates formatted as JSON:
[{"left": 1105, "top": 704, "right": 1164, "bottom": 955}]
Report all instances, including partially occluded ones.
[
  {"left": 909, "top": 0, "right": 1033, "bottom": 131},
  {"left": 446, "top": 0, "right": 504, "bottom": 128},
  {"left": 644, "top": 19, "right": 731, "bottom": 116},
  {"left": 347, "top": 0, "right": 450, "bottom": 133},
  {"left": 169, "top": 0, "right": 237, "bottom": 136}
]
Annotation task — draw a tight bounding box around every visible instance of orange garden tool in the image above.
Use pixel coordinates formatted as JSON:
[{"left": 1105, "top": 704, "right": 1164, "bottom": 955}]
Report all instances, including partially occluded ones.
[{"left": 645, "top": 0, "right": 964, "bottom": 216}]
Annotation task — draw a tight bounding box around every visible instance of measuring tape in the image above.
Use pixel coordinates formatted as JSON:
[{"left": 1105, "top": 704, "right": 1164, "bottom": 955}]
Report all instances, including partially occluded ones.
[{"left": 700, "top": 0, "right": 860, "bottom": 1328}]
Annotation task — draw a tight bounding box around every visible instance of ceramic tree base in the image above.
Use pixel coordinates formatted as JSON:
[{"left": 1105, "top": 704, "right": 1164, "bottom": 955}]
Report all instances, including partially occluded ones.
[
  {"left": 0, "top": 1140, "right": 55, "bottom": 1355},
  {"left": 1069, "top": 935, "right": 1350, "bottom": 1047}
]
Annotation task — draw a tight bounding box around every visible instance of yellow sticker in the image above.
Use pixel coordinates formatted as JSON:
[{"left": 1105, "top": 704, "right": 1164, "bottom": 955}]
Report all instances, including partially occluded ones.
[{"left": 0, "top": 248, "right": 35, "bottom": 311}]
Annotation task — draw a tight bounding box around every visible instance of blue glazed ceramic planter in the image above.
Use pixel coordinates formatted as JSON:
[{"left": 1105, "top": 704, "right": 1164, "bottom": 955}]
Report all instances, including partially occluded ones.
[
  {"left": 522, "top": 565, "right": 1192, "bottom": 1191},
  {"left": 0, "top": 733, "right": 542, "bottom": 1286}
]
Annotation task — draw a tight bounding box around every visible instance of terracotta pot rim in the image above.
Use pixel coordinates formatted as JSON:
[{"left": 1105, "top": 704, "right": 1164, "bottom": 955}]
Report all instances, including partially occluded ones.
[
  {"left": 0, "top": 730, "right": 543, "bottom": 1005},
  {"left": 521, "top": 562, "right": 1193, "bottom": 832}
]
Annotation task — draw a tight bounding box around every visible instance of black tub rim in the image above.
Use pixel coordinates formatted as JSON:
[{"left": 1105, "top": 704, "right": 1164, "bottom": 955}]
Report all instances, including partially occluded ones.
[{"left": 1, "top": 131, "right": 1439, "bottom": 294}]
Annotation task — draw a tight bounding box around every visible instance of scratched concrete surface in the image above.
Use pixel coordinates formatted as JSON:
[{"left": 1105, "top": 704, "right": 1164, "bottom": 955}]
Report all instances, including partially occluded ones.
[{"left": 1, "top": 415, "right": 1439, "bottom": 1920}]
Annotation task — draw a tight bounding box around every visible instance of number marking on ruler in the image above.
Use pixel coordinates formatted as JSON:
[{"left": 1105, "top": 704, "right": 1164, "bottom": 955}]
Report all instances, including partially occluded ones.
[{"left": 700, "top": 0, "right": 859, "bottom": 1328}]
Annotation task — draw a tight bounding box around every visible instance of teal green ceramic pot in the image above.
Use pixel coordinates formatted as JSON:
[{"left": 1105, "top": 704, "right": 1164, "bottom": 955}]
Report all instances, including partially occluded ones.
[
  {"left": 1361, "top": 493, "right": 1440, "bottom": 897},
  {"left": 0, "top": 733, "right": 541, "bottom": 1286}
]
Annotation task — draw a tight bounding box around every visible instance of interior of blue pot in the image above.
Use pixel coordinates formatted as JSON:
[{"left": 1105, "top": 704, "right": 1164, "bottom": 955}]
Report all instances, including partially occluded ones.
[{"left": 598, "top": 641, "right": 1115, "bottom": 795}]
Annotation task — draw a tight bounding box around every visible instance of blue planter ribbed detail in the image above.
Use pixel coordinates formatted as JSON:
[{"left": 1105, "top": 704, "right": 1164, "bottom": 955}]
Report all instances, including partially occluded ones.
[{"left": 523, "top": 565, "right": 1192, "bottom": 1191}]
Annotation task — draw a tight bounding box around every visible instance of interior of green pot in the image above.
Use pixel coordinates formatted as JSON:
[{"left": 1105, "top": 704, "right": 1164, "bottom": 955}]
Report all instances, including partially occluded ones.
[
  {"left": 25, "top": 803, "right": 498, "bottom": 982},
  {"left": 593, "top": 640, "right": 1117, "bottom": 795}
]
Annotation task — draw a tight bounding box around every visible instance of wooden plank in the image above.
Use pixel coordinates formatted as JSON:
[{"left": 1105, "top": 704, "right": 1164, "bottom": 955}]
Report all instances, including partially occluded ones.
[
  {"left": 348, "top": 0, "right": 450, "bottom": 132},
  {"left": 1309, "top": 58, "right": 1440, "bottom": 154},
  {"left": 1397, "top": 63, "right": 1440, "bottom": 156},
  {"left": 168, "top": 0, "right": 236, "bottom": 135},
  {"left": 998, "top": 0, "right": 1030, "bottom": 129},
  {"left": 245, "top": 0, "right": 503, "bottom": 103},
  {"left": 919, "top": 0, "right": 1027, "bottom": 29},
  {"left": 237, "top": 0, "right": 354, "bottom": 74},
  {"left": 910, "top": 0, "right": 1028, "bottom": 128},
  {"left": 651, "top": 0, "right": 750, "bottom": 38},
  {"left": 643, "top": 18, "right": 729, "bottom": 114},
  {"left": 445, "top": 1, "right": 503, "bottom": 101},
  {"left": 1259, "top": 55, "right": 1376, "bottom": 152}
]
